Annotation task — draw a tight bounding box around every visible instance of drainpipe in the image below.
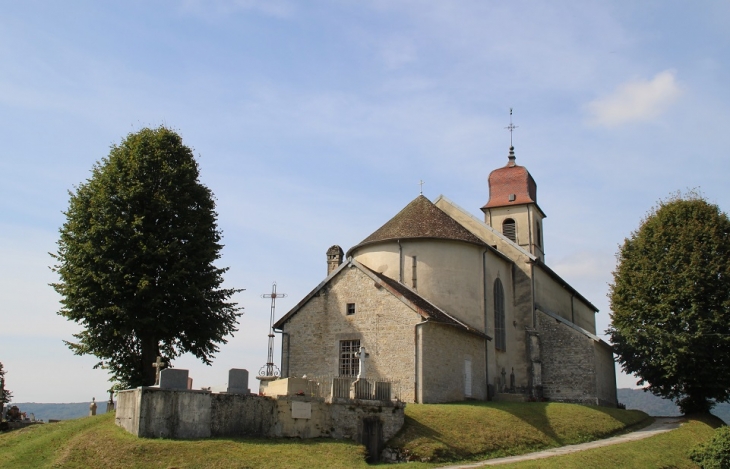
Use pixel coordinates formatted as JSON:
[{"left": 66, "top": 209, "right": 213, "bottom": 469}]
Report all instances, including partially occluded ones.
[
  {"left": 414, "top": 320, "right": 429, "bottom": 403},
  {"left": 398, "top": 239, "right": 404, "bottom": 282},
  {"left": 482, "top": 248, "right": 489, "bottom": 400}
]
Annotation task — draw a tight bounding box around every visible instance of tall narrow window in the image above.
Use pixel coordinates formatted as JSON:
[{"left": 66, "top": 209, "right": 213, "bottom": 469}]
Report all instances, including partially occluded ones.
[
  {"left": 502, "top": 219, "right": 516, "bottom": 242},
  {"left": 411, "top": 256, "right": 418, "bottom": 290},
  {"left": 339, "top": 340, "right": 360, "bottom": 377},
  {"left": 536, "top": 223, "right": 542, "bottom": 248},
  {"left": 494, "top": 279, "right": 506, "bottom": 351}
]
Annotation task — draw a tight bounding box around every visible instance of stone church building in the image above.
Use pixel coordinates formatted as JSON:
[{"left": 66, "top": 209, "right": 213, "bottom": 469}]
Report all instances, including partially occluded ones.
[{"left": 274, "top": 146, "right": 617, "bottom": 406}]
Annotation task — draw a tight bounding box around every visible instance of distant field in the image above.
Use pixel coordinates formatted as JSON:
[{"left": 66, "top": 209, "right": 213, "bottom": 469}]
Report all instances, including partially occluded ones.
[
  {"left": 7, "top": 402, "right": 111, "bottom": 422},
  {"left": 618, "top": 388, "right": 730, "bottom": 424}
]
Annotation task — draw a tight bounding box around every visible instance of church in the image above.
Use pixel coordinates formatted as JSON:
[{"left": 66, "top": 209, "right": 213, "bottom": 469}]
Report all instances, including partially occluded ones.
[{"left": 274, "top": 146, "right": 617, "bottom": 406}]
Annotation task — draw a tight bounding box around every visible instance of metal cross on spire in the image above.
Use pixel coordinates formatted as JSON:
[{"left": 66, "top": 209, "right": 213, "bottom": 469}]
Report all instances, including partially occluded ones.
[
  {"left": 259, "top": 282, "right": 287, "bottom": 378},
  {"left": 419, "top": 180, "right": 425, "bottom": 195},
  {"left": 505, "top": 108, "right": 518, "bottom": 147}
]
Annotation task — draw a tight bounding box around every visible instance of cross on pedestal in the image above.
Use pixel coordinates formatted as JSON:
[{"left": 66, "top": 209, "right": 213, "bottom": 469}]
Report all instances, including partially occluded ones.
[
  {"left": 152, "top": 356, "right": 165, "bottom": 385},
  {"left": 355, "top": 346, "right": 368, "bottom": 379},
  {"left": 258, "top": 282, "right": 287, "bottom": 379}
]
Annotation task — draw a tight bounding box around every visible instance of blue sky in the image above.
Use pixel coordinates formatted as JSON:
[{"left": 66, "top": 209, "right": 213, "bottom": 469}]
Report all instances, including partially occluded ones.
[{"left": 1, "top": 1, "right": 729, "bottom": 403}]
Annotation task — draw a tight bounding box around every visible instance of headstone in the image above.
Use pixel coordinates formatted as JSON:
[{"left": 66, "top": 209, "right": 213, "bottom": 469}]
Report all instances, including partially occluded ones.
[
  {"left": 187, "top": 377, "right": 193, "bottom": 390},
  {"left": 501, "top": 368, "right": 507, "bottom": 392},
  {"left": 89, "top": 398, "right": 97, "bottom": 416},
  {"left": 510, "top": 368, "right": 515, "bottom": 392},
  {"left": 159, "top": 368, "right": 189, "bottom": 390},
  {"left": 227, "top": 368, "right": 250, "bottom": 394},
  {"left": 106, "top": 390, "right": 115, "bottom": 413}
]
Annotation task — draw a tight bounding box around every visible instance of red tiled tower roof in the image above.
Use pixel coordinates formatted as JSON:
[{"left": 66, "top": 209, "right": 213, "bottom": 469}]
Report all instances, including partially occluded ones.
[{"left": 481, "top": 147, "right": 540, "bottom": 211}]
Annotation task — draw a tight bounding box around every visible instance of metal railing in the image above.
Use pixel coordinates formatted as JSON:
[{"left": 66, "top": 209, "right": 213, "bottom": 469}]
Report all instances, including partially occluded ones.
[{"left": 294, "top": 376, "right": 401, "bottom": 402}]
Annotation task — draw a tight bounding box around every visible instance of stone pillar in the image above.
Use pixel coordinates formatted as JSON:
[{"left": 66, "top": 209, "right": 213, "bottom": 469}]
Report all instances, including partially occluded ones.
[{"left": 526, "top": 329, "right": 542, "bottom": 400}]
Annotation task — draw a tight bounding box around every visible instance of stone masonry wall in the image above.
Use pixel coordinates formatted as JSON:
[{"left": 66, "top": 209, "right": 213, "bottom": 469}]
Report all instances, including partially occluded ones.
[
  {"left": 282, "top": 265, "right": 420, "bottom": 402},
  {"left": 536, "top": 310, "right": 600, "bottom": 404},
  {"left": 210, "top": 393, "right": 275, "bottom": 437},
  {"left": 116, "top": 388, "right": 405, "bottom": 444},
  {"left": 420, "top": 322, "right": 487, "bottom": 402}
]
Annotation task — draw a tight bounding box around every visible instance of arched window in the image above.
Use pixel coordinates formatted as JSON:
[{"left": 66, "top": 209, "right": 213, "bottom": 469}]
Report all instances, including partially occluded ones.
[
  {"left": 502, "top": 218, "right": 516, "bottom": 243},
  {"left": 494, "top": 278, "right": 506, "bottom": 351}
]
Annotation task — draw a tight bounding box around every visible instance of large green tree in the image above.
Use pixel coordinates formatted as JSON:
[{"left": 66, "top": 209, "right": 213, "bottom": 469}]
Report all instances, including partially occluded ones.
[
  {"left": 608, "top": 193, "right": 730, "bottom": 414},
  {"left": 51, "top": 127, "right": 242, "bottom": 388},
  {"left": 0, "top": 361, "right": 12, "bottom": 414}
]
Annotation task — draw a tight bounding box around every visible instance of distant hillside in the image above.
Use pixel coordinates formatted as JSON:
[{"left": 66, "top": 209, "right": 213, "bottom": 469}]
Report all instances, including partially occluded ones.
[
  {"left": 618, "top": 388, "right": 730, "bottom": 424},
  {"left": 7, "top": 402, "right": 113, "bottom": 422}
]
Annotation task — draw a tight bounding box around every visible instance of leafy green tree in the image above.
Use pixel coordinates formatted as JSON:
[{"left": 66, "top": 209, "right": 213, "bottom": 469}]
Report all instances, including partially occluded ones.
[
  {"left": 0, "top": 361, "right": 12, "bottom": 413},
  {"left": 608, "top": 192, "right": 730, "bottom": 414},
  {"left": 51, "top": 127, "right": 242, "bottom": 388}
]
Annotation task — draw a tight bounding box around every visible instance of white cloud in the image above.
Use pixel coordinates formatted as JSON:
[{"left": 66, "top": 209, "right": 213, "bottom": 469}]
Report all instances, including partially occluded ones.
[{"left": 586, "top": 70, "right": 681, "bottom": 127}]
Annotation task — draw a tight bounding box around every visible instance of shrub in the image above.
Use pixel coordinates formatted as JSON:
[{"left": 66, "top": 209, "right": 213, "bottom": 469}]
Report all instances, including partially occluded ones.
[{"left": 690, "top": 426, "right": 730, "bottom": 469}]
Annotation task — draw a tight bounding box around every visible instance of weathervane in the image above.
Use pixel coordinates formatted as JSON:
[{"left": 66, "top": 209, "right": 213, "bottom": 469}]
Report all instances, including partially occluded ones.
[
  {"left": 259, "top": 282, "right": 287, "bottom": 378},
  {"left": 505, "top": 108, "right": 518, "bottom": 147}
]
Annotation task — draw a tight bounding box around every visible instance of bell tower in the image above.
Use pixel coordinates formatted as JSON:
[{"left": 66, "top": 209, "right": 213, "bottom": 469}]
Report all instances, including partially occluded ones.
[{"left": 481, "top": 146, "right": 546, "bottom": 261}]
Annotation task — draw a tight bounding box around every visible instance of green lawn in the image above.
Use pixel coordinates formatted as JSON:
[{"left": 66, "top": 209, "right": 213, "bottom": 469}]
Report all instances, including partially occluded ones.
[
  {"left": 496, "top": 414, "right": 725, "bottom": 469},
  {"left": 0, "top": 402, "right": 666, "bottom": 468},
  {"left": 389, "top": 401, "right": 649, "bottom": 463}
]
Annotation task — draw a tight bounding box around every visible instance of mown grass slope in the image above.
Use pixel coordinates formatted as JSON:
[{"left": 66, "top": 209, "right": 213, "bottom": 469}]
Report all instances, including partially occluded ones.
[
  {"left": 499, "top": 414, "right": 724, "bottom": 469},
  {"left": 389, "top": 401, "right": 649, "bottom": 463},
  {"left": 0, "top": 402, "right": 650, "bottom": 468}
]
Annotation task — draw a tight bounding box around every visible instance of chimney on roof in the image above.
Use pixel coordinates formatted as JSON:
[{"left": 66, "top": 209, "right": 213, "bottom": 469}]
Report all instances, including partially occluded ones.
[
  {"left": 508, "top": 146, "right": 516, "bottom": 167},
  {"left": 326, "top": 245, "right": 344, "bottom": 276}
]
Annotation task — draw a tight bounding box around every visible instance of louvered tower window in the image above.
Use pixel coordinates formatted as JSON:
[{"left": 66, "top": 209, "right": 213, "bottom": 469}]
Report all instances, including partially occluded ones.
[
  {"left": 494, "top": 279, "right": 506, "bottom": 351},
  {"left": 502, "top": 219, "right": 516, "bottom": 243}
]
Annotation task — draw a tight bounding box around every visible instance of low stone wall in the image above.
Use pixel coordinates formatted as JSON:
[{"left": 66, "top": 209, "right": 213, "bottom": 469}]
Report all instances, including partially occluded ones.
[
  {"left": 116, "top": 387, "right": 212, "bottom": 439},
  {"left": 116, "top": 387, "right": 405, "bottom": 443}
]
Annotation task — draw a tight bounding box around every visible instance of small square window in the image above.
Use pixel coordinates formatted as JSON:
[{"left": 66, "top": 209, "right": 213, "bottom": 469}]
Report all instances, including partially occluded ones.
[{"left": 346, "top": 303, "right": 356, "bottom": 315}]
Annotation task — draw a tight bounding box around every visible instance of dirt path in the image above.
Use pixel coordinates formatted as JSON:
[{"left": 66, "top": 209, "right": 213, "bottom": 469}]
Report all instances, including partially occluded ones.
[{"left": 438, "top": 417, "right": 684, "bottom": 468}]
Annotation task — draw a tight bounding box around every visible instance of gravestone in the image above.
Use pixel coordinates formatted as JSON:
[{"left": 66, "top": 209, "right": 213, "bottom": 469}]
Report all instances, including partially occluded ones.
[
  {"left": 106, "top": 389, "right": 115, "bottom": 413},
  {"left": 159, "top": 369, "right": 189, "bottom": 390},
  {"left": 227, "top": 368, "right": 250, "bottom": 394},
  {"left": 187, "top": 377, "right": 193, "bottom": 390},
  {"left": 89, "top": 398, "right": 97, "bottom": 416}
]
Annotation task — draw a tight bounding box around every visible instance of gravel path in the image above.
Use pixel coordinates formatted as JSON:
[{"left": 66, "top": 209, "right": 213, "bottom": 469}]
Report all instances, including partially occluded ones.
[{"left": 438, "top": 417, "right": 684, "bottom": 468}]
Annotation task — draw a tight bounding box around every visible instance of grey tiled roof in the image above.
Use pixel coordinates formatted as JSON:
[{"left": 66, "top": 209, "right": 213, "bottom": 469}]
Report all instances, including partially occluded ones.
[{"left": 348, "top": 195, "right": 487, "bottom": 255}]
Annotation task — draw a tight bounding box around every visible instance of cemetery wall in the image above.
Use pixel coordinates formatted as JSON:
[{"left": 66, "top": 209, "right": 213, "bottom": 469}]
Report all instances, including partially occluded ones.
[
  {"left": 116, "top": 387, "right": 405, "bottom": 442},
  {"left": 210, "top": 393, "right": 275, "bottom": 437}
]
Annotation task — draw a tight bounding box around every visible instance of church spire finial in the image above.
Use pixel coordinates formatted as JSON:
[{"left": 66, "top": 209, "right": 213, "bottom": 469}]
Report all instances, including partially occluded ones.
[{"left": 505, "top": 108, "right": 518, "bottom": 166}]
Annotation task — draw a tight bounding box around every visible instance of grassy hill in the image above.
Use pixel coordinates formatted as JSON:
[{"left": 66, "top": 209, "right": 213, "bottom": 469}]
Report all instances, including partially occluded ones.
[{"left": 0, "top": 402, "right": 652, "bottom": 468}]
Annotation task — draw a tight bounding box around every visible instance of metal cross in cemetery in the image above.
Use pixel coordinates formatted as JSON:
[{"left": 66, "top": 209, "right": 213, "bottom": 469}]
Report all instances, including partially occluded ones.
[{"left": 259, "top": 282, "right": 287, "bottom": 378}]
